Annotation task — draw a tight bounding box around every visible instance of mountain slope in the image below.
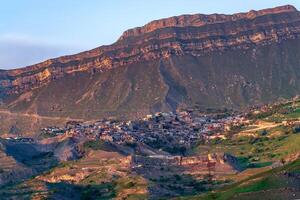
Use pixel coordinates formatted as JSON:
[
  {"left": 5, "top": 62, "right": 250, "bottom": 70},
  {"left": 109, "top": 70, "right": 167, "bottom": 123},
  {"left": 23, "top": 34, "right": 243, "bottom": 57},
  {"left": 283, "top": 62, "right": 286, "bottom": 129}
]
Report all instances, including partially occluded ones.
[
  {"left": 1, "top": 5, "right": 300, "bottom": 135},
  {"left": 179, "top": 158, "right": 300, "bottom": 200}
]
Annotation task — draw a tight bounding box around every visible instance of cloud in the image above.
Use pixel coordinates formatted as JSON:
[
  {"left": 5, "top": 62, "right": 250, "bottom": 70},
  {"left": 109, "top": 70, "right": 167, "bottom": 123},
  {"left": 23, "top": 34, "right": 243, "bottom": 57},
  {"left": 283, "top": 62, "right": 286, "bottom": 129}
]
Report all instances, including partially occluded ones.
[{"left": 0, "top": 34, "right": 84, "bottom": 70}]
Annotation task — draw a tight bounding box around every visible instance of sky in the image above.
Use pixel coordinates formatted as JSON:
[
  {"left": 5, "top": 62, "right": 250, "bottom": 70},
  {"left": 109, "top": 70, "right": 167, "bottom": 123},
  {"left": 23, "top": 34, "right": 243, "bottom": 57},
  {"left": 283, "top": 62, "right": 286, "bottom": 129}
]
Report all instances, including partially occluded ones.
[{"left": 1, "top": 0, "right": 300, "bottom": 69}]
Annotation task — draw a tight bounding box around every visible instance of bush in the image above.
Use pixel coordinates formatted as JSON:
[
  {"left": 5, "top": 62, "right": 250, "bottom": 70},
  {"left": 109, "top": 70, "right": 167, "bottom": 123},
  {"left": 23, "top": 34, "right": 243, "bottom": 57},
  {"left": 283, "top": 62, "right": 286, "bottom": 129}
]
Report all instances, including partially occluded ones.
[
  {"left": 249, "top": 137, "right": 259, "bottom": 144},
  {"left": 125, "top": 141, "right": 137, "bottom": 148},
  {"left": 260, "top": 129, "right": 268, "bottom": 136},
  {"left": 293, "top": 126, "right": 300, "bottom": 133}
]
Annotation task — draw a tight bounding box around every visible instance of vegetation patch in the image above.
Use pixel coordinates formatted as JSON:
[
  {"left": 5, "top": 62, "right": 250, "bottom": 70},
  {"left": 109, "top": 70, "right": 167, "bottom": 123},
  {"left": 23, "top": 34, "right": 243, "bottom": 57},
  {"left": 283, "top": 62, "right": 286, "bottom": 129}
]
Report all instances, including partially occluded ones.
[{"left": 83, "top": 140, "right": 118, "bottom": 152}]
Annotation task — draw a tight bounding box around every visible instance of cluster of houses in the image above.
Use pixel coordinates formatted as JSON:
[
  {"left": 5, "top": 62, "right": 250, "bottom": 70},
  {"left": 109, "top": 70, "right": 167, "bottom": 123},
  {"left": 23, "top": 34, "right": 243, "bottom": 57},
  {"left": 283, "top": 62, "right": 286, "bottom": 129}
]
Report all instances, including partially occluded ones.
[{"left": 41, "top": 110, "right": 248, "bottom": 150}]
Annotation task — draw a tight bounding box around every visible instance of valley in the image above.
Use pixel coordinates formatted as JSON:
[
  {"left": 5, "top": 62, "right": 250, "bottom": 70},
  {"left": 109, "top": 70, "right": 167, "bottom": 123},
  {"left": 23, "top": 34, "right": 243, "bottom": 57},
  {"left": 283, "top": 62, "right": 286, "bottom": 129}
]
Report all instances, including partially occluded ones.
[{"left": 0, "top": 98, "right": 299, "bottom": 199}]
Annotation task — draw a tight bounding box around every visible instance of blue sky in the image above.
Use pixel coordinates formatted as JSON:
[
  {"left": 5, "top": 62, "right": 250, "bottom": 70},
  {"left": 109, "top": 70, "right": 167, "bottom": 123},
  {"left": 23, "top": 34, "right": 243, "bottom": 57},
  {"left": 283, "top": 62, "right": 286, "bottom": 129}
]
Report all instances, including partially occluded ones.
[{"left": 1, "top": 0, "right": 299, "bottom": 69}]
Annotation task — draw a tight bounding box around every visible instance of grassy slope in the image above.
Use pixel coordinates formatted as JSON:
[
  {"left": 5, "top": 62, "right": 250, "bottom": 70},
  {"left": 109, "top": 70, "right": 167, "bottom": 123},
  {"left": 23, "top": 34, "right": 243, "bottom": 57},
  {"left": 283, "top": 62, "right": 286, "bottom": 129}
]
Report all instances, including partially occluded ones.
[
  {"left": 176, "top": 158, "right": 300, "bottom": 200},
  {"left": 180, "top": 100, "right": 300, "bottom": 199},
  {"left": 194, "top": 131, "right": 300, "bottom": 170}
]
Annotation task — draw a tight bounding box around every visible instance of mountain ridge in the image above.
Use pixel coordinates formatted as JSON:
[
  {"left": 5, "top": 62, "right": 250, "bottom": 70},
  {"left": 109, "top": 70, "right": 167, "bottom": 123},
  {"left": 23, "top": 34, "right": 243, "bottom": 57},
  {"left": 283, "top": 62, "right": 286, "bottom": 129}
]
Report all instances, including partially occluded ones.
[
  {"left": 118, "top": 5, "right": 297, "bottom": 40},
  {"left": 1, "top": 4, "right": 300, "bottom": 96},
  {"left": 1, "top": 5, "right": 300, "bottom": 135}
]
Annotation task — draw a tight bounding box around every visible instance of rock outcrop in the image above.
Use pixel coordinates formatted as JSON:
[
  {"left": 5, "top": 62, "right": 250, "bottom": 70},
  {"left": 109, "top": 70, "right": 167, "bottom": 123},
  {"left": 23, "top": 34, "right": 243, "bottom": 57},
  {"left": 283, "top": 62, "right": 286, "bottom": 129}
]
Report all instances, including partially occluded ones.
[{"left": 1, "top": 5, "right": 299, "bottom": 96}]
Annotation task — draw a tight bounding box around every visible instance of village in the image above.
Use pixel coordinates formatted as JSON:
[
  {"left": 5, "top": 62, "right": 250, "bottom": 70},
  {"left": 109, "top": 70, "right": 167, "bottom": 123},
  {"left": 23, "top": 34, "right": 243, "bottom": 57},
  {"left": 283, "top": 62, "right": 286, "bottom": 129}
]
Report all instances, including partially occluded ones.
[{"left": 40, "top": 110, "right": 249, "bottom": 152}]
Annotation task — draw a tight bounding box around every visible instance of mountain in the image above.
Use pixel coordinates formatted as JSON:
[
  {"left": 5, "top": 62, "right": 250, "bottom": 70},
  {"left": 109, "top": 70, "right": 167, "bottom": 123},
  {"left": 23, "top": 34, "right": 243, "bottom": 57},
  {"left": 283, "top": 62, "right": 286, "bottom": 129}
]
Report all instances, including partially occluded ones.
[{"left": 1, "top": 5, "right": 300, "bottom": 135}]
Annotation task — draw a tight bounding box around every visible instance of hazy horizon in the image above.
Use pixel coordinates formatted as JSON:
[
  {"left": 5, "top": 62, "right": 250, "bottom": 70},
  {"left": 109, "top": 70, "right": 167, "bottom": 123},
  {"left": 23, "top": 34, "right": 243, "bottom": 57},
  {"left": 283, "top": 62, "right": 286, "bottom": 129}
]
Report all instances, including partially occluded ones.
[{"left": 1, "top": 0, "right": 300, "bottom": 69}]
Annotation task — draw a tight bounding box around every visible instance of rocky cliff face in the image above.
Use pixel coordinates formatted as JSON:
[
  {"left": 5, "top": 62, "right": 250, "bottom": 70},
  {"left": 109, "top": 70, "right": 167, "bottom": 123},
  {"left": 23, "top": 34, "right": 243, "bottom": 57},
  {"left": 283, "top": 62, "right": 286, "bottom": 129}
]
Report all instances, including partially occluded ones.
[
  {"left": 1, "top": 5, "right": 299, "bottom": 96},
  {"left": 1, "top": 5, "right": 300, "bottom": 134},
  {"left": 119, "top": 5, "right": 297, "bottom": 39}
]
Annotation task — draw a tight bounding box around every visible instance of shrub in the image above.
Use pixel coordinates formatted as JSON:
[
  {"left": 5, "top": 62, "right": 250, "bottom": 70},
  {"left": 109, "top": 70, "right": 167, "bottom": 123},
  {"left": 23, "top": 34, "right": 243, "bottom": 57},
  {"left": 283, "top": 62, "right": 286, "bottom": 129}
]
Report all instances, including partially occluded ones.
[
  {"left": 260, "top": 129, "right": 268, "bottom": 136},
  {"left": 293, "top": 126, "right": 300, "bottom": 133}
]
